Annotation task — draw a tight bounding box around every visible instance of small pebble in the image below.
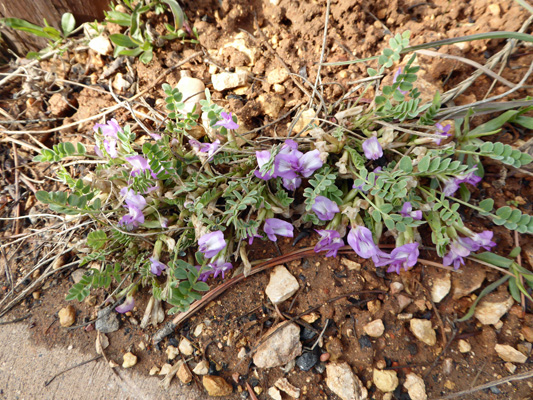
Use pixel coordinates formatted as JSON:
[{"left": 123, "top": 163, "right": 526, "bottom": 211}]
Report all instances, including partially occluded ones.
[
  {"left": 58, "top": 305, "right": 76, "bottom": 327},
  {"left": 159, "top": 363, "right": 172, "bottom": 375},
  {"left": 295, "top": 352, "right": 318, "bottom": 371},
  {"left": 122, "top": 352, "right": 137, "bottom": 368},
  {"left": 166, "top": 345, "right": 180, "bottom": 360},
  {"left": 179, "top": 337, "right": 194, "bottom": 356},
  {"left": 149, "top": 366, "right": 160, "bottom": 375},
  {"left": 320, "top": 353, "right": 330, "bottom": 362}
]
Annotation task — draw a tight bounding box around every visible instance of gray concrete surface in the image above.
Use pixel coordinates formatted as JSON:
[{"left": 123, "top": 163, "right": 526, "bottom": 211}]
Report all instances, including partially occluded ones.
[{"left": 0, "top": 323, "right": 201, "bottom": 400}]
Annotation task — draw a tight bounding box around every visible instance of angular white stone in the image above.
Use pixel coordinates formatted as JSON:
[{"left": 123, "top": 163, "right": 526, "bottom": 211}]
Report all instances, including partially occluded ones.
[
  {"left": 495, "top": 344, "right": 527, "bottom": 363},
  {"left": 475, "top": 295, "right": 514, "bottom": 325},
  {"left": 326, "top": 362, "right": 368, "bottom": 400},
  {"left": 431, "top": 272, "right": 451, "bottom": 303},
  {"left": 410, "top": 319, "right": 436, "bottom": 346},
  {"left": 253, "top": 323, "right": 302, "bottom": 368},
  {"left": 373, "top": 369, "right": 398, "bottom": 393},
  {"left": 211, "top": 71, "right": 248, "bottom": 91},
  {"left": 265, "top": 265, "right": 299, "bottom": 305},
  {"left": 89, "top": 36, "right": 113, "bottom": 56},
  {"left": 363, "top": 319, "right": 385, "bottom": 338},
  {"left": 404, "top": 373, "right": 427, "bottom": 400}
]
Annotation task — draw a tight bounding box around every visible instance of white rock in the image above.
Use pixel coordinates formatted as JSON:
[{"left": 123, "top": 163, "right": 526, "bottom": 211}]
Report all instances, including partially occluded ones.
[
  {"left": 275, "top": 377, "right": 300, "bottom": 398},
  {"left": 237, "top": 347, "right": 247, "bottom": 359},
  {"left": 504, "top": 362, "right": 516, "bottom": 374},
  {"left": 112, "top": 73, "right": 131, "bottom": 92},
  {"left": 397, "top": 294, "right": 413, "bottom": 312},
  {"left": 176, "top": 76, "right": 205, "bottom": 114},
  {"left": 257, "top": 94, "right": 284, "bottom": 119},
  {"left": 404, "top": 373, "right": 427, "bottom": 400},
  {"left": 326, "top": 362, "right": 368, "bottom": 400},
  {"left": 431, "top": 272, "right": 451, "bottom": 303},
  {"left": 89, "top": 36, "right": 113, "bottom": 56},
  {"left": 341, "top": 258, "right": 361, "bottom": 271},
  {"left": 95, "top": 333, "right": 109, "bottom": 355},
  {"left": 267, "top": 387, "right": 282, "bottom": 400},
  {"left": 373, "top": 369, "right": 398, "bottom": 393},
  {"left": 292, "top": 109, "right": 317, "bottom": 134},
  {"left": 458, "top": 339, "right": 471, "bottom": 353},
  {"left": 267, "top": 68, "right": 289, "bottom": 85},
  {"left": 149, "top": 366, "right": 160, "bottom": 375},
  {"left": 253, "top": 323, "right": 302, "bottom": 368},
  {"left": 270, "top": 0, "right": 280, "bottom": 5},
  {"left": 166, "top": 345, "right": 180, "bottom": 360},
  {"left": 159, "top": 363, "right": 172, "bottom": 375},
  {"left": 475, "top": 294, "right": 514, "bottom": 325},
  {"left": 410, "top": 319, "right": 436, "bottom": 346},
  {"left": 193, "top": 323, "right": 204, "bottom": 337},
  {"left": 265, "top": 265, "right": 300, "bottom": 305},
  {"left": 192, "top": 360, "right": 209, "bottom": 375},
  {"left": 122, "top": 352, "right": 137, "bottom": 368},
  {"left": 495, "top": 344, "right": 528, "bottom": 363},
  {"left": 179, "top": 337, "right": 194, "bottom": 356},
  {"left": 363, "top": 319, "right": 385, "bottom": 338},
  {"left": 390, "top": 282, "right": 404, "bottom": 294},
  {"left": 211, "top": 71, "right": 248, "bottom": 91}
]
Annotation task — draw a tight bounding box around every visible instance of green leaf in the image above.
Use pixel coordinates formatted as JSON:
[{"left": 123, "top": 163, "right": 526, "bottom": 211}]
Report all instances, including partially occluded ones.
[
  {"left": 61, "top": 13, "right": 75, "bottom": 37},
  {"left": 193, "top": 281, "right": 210, "bottom": 292},
  {"left": 109, "top": 33, "right": 139, "bottom": 48},
  {"left": 398, "top": 156, "right": 413, "bottom": 173},
  {"left": 417, "top": 155, "right": 430, "bottom": 173},
  {"left": 161, "top": 0, "right": 184, "bottom": 30},
  {"left": 478, "top": 199, "right": 494, "bottom": 213},
  {"left": 2, "top": 18, "right": 58, "bottom": 40},
  {"left": 139, "top": 49, "right": 153, "bottom": 64},
  {"left": 457, "top": 275, "right": 510, "bottom": 322},
  {"left": 472, "top": 252, "right": 513, "bottom": 268},
  {"left": 87, "top": 230, "right": 108, "bottom": 250}
]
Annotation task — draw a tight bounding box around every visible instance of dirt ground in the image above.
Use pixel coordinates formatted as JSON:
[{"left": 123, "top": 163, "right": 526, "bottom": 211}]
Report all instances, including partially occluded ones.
[{"left": 1, "top": 0, "right": 533, "bottom": 399}]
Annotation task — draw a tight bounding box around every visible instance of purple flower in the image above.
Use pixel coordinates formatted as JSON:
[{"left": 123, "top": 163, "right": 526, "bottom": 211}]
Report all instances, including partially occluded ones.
[
  {"left": 93, "top": 118, "right": 121, "bottom": 138},
  {"left": 434, "top": 123, "right": 451, "bottom": 145},
  {"left": 149, "top": 257, "right": 168, "bottom": 276},
  {"left": 282, "top": 177, "right": 302, "bottom": 191},
  {"left": 400, "top": 202, "right": 422, "bottom": 220},
  {"left": 125, "top": 155, "right": 158, "bottom": 179},
  {"left": 115, "top": 295, "right": 134, "bottom": 314},
  {"left": 314, "top": 230, "right": 345, "bottom": 257},
  {"left": 94, "top": 144, "right": 104, "bottom": 158},
  {"left": 443, "top": 238, "right": 473, "bottom": 270},
  {"left": 214, "top": 111, "right": 239, "bottom": 131},
  {"left": 198, "top": 230, "right": 226, "bottom": 258},
  {"left": 245, "top": 231, "right": 262, "bottom": 245},
  {"left": 362, "top": 137, "right": 383, "bottom": 160},
  {"left": 195, "top": 265, "right": 212, "bottom": 282},
  {"left": 254, "top": 150, "right": 275, "bottom": 180},
  {"left": 274, "top": 150, "right": 323, "bottom": 179},
  {"left": 469, "top": 231, "right": 496, "bottom": 251},
  {"left": 312, "top": 196, "right": 340, "bottom": 221},
  {"left": 190, "top": 138, "right": 220, "bottom": 160},
  {"left": 264, "top": 218, "right": 294, "bottom": 242},
  {"left": 119, "top": 188, "right": 146, "bottom": 230},
  {"left": 375, "top": 243, "right": 420, "bottom": 274},
  {"left": 393, "top": 68, "right": 408, "bottom": 95},
  {"left": 443, "top": 170, "right": 482, "bottom": 196},
  {"left": 103, "top": 138, "right": 118, "bottom": 158},
  {"left": 347, "top": 226, "right": 383, "bottom": 261},
  {"left": 196, "top": 259, "right": 233, "bottom": 281}
]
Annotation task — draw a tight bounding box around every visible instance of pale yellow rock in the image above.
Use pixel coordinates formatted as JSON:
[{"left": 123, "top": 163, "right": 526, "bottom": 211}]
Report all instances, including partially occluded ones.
[
  {"left": 410, "top": 319, "right": 436, "bottom": 346},
  {"left": 341, "top": 258, "right": 361, "bottom": 271},
  {"left": 458, "top": 339, "right": 471, "bottom": 353},
  {"left": 292, "top": 109, "right": 317, "bottom": 135},
  {"left": 265, "top": 265, "right": 299, "bottom": 305},
  {"left": 177, "top": 362, "right": 192, "bottom": 384},
  {"left": 202, "top": 375, "right": 233, "bottom": 396},
  {"left": 475, "top": 295, "right": 514, "bottom": 325},
  {"left": 363, "top": 320, "right": 385, "bottom": 338},
  {"left": 268, "top": 387, "right": 282, "bottom": 400},
  {"left": 149, "top": 366, "right": 160, "bottom": 375},
  {"left": 159, "top": 363, "right": 172, "bottom": 375},
  {"left": 122, "top": 352, "right": 137, "bottom": 368},
  {"left": 179, "top": 337, "right": 194, "bottom": 356},
  {"left": 275, "top": 377, "right": 300, "bottom": 398},
  {"left": 404, "top": 373, "right": 427, "bottom": 400},
  {"left": 58, "top": 305, "right": 76, "bottom": 327},
  {"left": 495, "top": 344, "right": 527, "bottom": 363},
  {"left": 488, "top": 3, "right": 501, "bottom": 16},
  {"left": 166, "top": 345, "right": 180, "bottom": 360},
  {"left": 373, "top": 369, "right": 399, "bottom": 393},
  {"left": 88, "top": 36, "right": 113, "bottom": 56},
  {"left": 273, "top": 84, "right": 286, "bottom": 94},
  {"left": 192, "top": 360, "right": 209, "bottom": 375},
  {"left": 267, "top": 68, "right": 289, "bottom": 85},
  {"left": 257, "top": 94, "right": 284, "bottom": 119},
  {"left": 211, "top": 71, "right": 248, "bottom": 91}
]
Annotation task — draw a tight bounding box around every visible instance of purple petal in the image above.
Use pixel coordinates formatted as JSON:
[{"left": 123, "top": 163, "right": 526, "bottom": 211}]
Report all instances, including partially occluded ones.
[
  {"left": 347, "top": 226, "right": 380, "bottom": 259},
  {"left": 198, "top": 230, "right": 226, "bottom": 258},
  {"left": 115, "top": 296, "right": 134, "bottom": 313},
  {"left": 274, "top": 153, "right": 299, "bottom": 179},
  {"left": 214, "top": 111, "right": 239, "bottom": 130},
  {"left": 312, "top": 196, "right": 339, "bottom": 221},
  {"left": 94, "top": 118, "right": 121, "bottom": 138},
  {"left": 298, "top": 150, "right": 323, "bottom": 178},
  {"left": 314, "top": 230, "right": 344, "bottom": 258},
  {"left": 362, "top": 137, "right": 383, "bottom": 160},
  {"left": 282, "top": 177, "right": 302, "bottom": 190},
  {"left": 264, "top": 218, "right": 294, "bottom": 242},
  {"left": 94, "top": 144, "right": 104, "bottom": 158},
  {"left": 255, "top": 150, "right": 275, "bottom": 180},
  {"left": 149, "top": 257, "right": 168, "bottom": 276}
]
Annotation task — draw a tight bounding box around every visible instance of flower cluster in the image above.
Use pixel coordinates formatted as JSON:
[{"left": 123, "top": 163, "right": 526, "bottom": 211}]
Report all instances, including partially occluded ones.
[
  {"left": 255, "top": 140, "right": 323, "bottom": 190},
  {"left": 119, "top": 188, "right": 146, "bottom": 230},
  {"left": 443, "top": 231, "right": 496, "bottom": 269}
]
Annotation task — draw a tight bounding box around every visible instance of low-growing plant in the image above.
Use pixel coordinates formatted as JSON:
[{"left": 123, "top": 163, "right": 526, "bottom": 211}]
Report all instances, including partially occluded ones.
[{"left": 34, "top": 32, "right": 533, "bottom": 320}]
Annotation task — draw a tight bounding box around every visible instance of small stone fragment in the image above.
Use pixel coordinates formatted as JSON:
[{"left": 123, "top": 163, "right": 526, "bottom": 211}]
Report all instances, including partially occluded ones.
[
  {"left": 488, "top": 3, "right": 501, "bottom": 16},
  {"left": 202, "top": 375, "right": 233, "bottom": 397},
  {"left": 253, "top": 323, "right": 302, "bottom": 368},
  {"left": 257, "top": 94, "right": 284, "bottom": 119},
  {"left": 193, "top": 360, "right": 209, "bottom": 375},
  {"left": 177, "top": 76, "right": 205, "bottom": 114},
  {"left": 58, "top": 305, "right": 76, "bottom": 327},
  {"left": 95, "top": 333, "right": 109, "bottom": 355},
  {"left": 179, "top": 337, "right": 194, "bottom": 356},
  {"left": 495, "top": 344, "right": 527, "bottom": 363},
  {"left": 430, "top": 272, "right": 451, "bottom": 303},
  {"left": 275, "top": 377, "right": 300, "bottom": 398},
  {"left": 268, "top": 387, "right": 282, "bottom": 400},
  {"left": 373, "top": 369, "right": 399, "bottom": 393},
  {"left": 404, "top": 373, "right": 427, "bottom": 400},
  {"left": 326, "top": 362, "right": 368, "bottom": 400},
  {"left": 341, "top": 258, "right": 361, "bottom": 271},
  {"left": 149, "top": 366, "right": 160, "bottom": 375},
  {"left": 267, "top": 68, "right": 289, "bottom": 84},
  {"left": 292, "top": 109, "right": 317, "bottom": 135},
  {"left": 112, "top": 72, "right": 131, "bottom": 92},
  {"left": 211, "top": 71, "right": 248, "bottom": 91},
  {"left": 254, "top": 386, "right": 263, "bottom": 395},
  {"left": 390, "top": 282, "right": 404, "bottom": 294},
  {"left": 367, "top": 300, "right": 381, "bottom": 315},
  {"left": 273, "top": 84, "right": 286, "bottom": 94},
  {"left": 108, "top": 360, "right": 119, "bottom": 368},
  {"left": 88, "top": 36, "right": 113, "bottom": 56},
  {"left": 458, "top": 339, "right": 471, "bottom": 353},
  {"left": 301, "top": 312, "right": 320, "bottom": 324},
  {"left": 453, "top": 266, "right": 485, "bottom": 299},
  {"left": 444, "top": 380, "right": 455, "bottom": 390},
  {"left": 265, "top": 265, "right": 300, "bottom": 305},
  {"left": 410, "top": 319, "right": 436, "bottom": 346},
  {"left": 364, "top": 319, "right": 385, "bottom": 338},
  {"left": 70, "top": 269, "right": 87, "bottom": 284},
  {"left": 95, "top": 306, "right": 120, "bottom": 333},
  {"left": 523, "top": 326, "right": 533, "bottom": 343},
  {"left": 296, "top": 352, "right": 319, "bottom": 371},
  {"left": 159, "top": 363, "right": 172, "bottom": 375},
  {"left": 177, "top": 362, "right": 192, "bottom": 384},
  {"left": 122, "top": 352, "right": 137, "bottom": 368},
  {"left": 325, "top": 337, "right": 344, "bottom": 361},
  {"left": 475, "top": 294, "right": 514, "bottom": 325},
  {"left": 504, "top": 362, "right": 517, "bottom": 374},
  {"left": 193, "top": 323, "right": 204, "bottom": 337},
  {"left": 237, "top": 347, "right": 247, "bottom": 359},
  {"left": 166, "top": 345, "right": 180, "bottom": 360},
  {"left": 397, "top": 295, "right": 413, "bottom": 312},
  {"left": 517, "top": 342, "right": 532, "bottom": 356}
]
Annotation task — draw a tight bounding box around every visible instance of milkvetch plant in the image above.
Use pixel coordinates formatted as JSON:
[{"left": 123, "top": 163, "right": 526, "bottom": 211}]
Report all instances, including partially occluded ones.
[{"left": 34, "top": 31, "right": 533, "bottom": 319}]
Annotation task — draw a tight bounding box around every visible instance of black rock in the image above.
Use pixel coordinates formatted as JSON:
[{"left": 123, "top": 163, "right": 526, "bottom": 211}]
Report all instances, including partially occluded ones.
[
  {"left": 301, "top": 327, "right": 317, "bottom": 341},
  {"left": 168, "top": 337, "right": 179, "bottom": 347},
  {"left": 296, "top": 352, "right": 319, "bottom": 371},
  {"left": 208, "top": 361, "right": 218, "bottom": 375},
  {"left": 95, "top": 306, "right": 120, "bottom": 333},
  {"left": 358, "top": 335, "right": 372, "bottom": 349}
]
